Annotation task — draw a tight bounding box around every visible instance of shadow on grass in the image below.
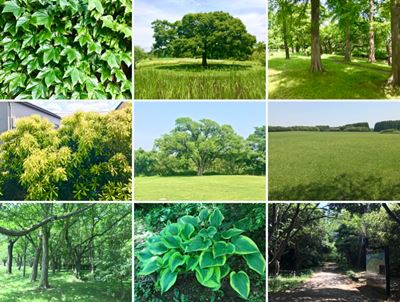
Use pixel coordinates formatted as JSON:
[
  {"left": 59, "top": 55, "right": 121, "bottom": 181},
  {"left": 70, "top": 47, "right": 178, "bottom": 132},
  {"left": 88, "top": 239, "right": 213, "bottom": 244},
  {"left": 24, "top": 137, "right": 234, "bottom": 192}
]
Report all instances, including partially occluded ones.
[
  {"left": 268, "top": 55, "right": 390, "bottom": 99},
  {"left": 155, "top": 63, "right": 251, "bottom": 72},
  {"left": 269, "top": 173, "right": 400, "bottom": 201}
]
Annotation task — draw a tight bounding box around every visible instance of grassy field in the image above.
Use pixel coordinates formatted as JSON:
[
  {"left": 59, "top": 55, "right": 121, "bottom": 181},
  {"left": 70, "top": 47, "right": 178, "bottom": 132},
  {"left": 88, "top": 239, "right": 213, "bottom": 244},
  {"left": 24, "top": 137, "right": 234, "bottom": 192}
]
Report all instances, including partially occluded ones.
[
  {"left": 134, "top": 175, "right": 266, "bottom": 201},
  {"left": 135, "top": 58, "right": 266, "bottom": 99},
  {"left": 269, "top": 131, "right": 400, "bottom": 200},
  {"left": 268, "top": 52, "right": 397, "bottom": 99},
  {"left": 0, "top": 268, "right": 131, "bottom": 301}
]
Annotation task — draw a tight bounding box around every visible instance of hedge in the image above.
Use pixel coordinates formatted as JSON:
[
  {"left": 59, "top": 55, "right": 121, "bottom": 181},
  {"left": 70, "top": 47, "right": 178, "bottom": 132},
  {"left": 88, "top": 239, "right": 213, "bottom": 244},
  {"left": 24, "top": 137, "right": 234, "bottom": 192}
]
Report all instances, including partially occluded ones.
[
  {"left": 374, "top": 120, "right": 400, "bottom": 132},
  {"left": 0, "top": 0, "right": 132, "bottom": 99}
]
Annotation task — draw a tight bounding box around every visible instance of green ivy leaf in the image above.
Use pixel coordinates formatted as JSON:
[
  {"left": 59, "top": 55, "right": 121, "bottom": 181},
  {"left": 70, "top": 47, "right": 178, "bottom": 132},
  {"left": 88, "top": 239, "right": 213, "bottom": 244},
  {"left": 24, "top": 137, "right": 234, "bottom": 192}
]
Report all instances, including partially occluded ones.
[
  {"left": 43, "top": 48, "right": 60, "bottom": 64},
  {"left": 31, "top": 10, "right": 53, "bottom": 31},
  {"left": 61, "top": 47, "right": 81, "bottom": 64},
  {"left": 2, "top": 0, "right": 22, "bottom": 18},
  {"left": 88, "top": 0, "right": 104, "bottom": 14},
  {"left": 44, "top": 69, "right": 61, "bottom": 87},
  {"left": 230, "top": 271, "right": 250, "bottom": 300},
  {"left": 16, "top": 15, "right": 29, "bottom": 28},
  {"left": 88, "top": 41, "right": 102, "bottom": 55}
]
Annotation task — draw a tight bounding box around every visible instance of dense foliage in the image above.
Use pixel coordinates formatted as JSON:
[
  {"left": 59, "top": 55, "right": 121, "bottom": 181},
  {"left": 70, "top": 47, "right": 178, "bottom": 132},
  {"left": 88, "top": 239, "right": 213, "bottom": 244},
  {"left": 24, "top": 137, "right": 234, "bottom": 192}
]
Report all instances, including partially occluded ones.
[
  {"left": 135, "top": 204, "right": 266, "bottom": 301},
  {"left": 0, "top": 204, "right": 132, "bottom": 300},
  {"left": 374, "top": 120, "right": 400, "bottom": 132},
  {"left": 135, "top": 119, "right": 265, "bottom": 177},
  {"left": 0, "top": 104, "right": 132, "bottom": 201},
  {"left": 0, "top": 0, "right": 132, "bottom": 99},
  {"left": 151, "top": 12, "right": 256, "bottom": 66}
]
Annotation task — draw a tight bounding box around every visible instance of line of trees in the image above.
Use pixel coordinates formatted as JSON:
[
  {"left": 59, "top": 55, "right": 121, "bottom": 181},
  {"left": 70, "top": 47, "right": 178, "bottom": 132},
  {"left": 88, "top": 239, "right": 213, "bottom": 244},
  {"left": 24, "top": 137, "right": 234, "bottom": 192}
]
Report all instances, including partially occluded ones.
[
  {"left": 0, "top": 204, "right": 131, "bottom": 298},
  {"left": 135, "top": 118, "right": 266, "bottom": 177},
  {"left": 269, "top": 0, "right": 400, "bottom": 86},
  {"left": 269, "top": 122, "right": 371, "bottom": 132},
  {"left": 0, "top": 105, "right": 132, "bottom": 201},
  {"left": 374, "top": 120, "right": 400, "bottom": 131}
]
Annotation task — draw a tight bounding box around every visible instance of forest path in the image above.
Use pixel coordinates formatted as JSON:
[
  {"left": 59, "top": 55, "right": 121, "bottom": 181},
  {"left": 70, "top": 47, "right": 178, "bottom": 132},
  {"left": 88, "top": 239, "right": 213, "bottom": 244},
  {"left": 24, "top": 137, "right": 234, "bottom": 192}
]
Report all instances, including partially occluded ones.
[{"left": 270, "top": 263, "right": 387, "bottom": 302}]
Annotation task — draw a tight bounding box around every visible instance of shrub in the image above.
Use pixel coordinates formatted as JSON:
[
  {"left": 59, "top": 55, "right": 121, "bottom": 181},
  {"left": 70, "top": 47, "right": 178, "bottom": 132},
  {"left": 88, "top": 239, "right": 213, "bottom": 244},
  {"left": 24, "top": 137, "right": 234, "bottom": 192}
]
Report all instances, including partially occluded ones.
[
  {"left": 374, "top": 120, "right": 400, "bottom": 132},
  {"left": 342, "top": 127, "right": 370, "bottom": 132},
  {"left": 380, "top": 129, "right": 400, "bottom": 134},
  {"left": 136, "top": 208, "right": 266, "bottom": 300},
  {"left": 0, "top": 0, "right": 132, "bottom": 99}
]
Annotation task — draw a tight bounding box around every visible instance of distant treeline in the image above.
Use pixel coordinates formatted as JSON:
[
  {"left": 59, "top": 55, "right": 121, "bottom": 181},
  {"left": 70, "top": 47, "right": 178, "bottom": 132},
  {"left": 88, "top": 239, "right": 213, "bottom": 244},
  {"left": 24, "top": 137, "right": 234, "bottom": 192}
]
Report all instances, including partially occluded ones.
[
  {"left": 374, "top": 120, "right": 400, "bottom": 132},
  {"left": 269, "top": 122, "right": 371, "bottom": 132}
]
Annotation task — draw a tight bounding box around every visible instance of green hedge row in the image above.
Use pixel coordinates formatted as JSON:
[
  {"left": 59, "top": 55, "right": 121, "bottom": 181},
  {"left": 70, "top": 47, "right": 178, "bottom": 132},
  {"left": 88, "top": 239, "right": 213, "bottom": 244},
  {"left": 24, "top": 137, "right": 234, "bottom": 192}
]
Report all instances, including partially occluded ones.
[
  {"left": 0, "top": 0, "right": 132, "bottom": 99},
  {"left": 374, "top": 120, "right": 400, "bottom": 132}
]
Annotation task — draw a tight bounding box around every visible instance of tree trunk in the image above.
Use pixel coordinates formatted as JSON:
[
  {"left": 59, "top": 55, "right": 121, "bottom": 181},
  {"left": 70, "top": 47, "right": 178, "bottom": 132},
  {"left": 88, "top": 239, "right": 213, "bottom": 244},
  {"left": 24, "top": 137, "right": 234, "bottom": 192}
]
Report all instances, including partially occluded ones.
[
  {"left": 74, "top": 256, "right": 82, "bottom": 279},
  {"left": 202, "top": 43, "right": 208, "bottom": 67},
  {"left": 387, "top": 37, "right": 392, "bottom": 66},
  {"left": 391, "top": 0, "right": 400, "bottom": 86},
  {"left": 344, "top": 23, "right": 352, "bottom": 62},
  {"left": 310, "top": 0, "right": 323, "bottom": 72},
  {"left": 6, "top": 239, "right": 15, "bottom": 274},
  {"left": 368, "top": 0, "right": 376, "bottom": 63},
  {"left": 270, "top": 258, "right": 281, "bottom": 276},
  {"left": 31, "top": 236, "right": 42, "bottom": 282},
  {"left": 23, "top": 249, "right": 27, "bottom": 277},
  {"left": 39, "top": 226, "right": 50, "bottom": 289},
  {"left": 197, "top": 164, "right": 204, "bottom": 176},
  {"left": 283, "top": 18, "right": 290, "bottom": 59}
]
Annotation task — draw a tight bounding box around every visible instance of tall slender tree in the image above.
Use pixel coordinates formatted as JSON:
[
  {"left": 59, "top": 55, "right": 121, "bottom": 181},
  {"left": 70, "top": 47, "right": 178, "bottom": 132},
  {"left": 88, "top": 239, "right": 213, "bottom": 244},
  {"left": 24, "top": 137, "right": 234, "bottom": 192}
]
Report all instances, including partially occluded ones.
[
  {"left": 369, "top": 0, "right": 376, "bottom": 63},
  {"left": 310, "top": 0, "right": 324, "bottom": 71}
]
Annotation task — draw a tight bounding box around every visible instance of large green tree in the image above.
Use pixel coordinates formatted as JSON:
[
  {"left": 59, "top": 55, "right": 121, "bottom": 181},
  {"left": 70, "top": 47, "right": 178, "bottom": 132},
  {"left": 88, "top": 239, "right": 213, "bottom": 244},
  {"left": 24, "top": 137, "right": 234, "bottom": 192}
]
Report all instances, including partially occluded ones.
[
  {"left": 155, "top": 118, "right": 244, "bottom": 176},
  {"left": 152, "top": 12, "right": 256, "bottom": 67}
]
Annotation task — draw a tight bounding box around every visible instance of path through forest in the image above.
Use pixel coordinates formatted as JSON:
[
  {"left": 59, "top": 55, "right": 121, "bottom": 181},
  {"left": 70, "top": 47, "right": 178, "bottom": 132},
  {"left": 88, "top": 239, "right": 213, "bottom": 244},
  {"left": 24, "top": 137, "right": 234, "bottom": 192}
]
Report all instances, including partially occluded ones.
[{"left": 270, "top": 263, "right": 390, "bottom": 302}]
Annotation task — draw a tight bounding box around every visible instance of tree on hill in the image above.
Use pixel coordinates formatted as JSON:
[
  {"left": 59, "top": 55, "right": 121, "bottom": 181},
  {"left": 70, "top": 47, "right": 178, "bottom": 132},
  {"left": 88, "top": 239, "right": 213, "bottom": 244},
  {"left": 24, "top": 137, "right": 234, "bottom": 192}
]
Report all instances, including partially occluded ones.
[{"left": 151, "top": 12, "right": 256, "bottom": 67}]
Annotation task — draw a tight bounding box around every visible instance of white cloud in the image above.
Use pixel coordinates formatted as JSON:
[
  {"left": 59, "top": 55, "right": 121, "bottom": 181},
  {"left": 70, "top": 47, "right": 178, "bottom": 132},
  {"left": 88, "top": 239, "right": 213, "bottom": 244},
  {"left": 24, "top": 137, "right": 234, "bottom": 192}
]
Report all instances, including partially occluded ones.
[{"left": 36, "top": 101, "right": 121, "bottom": 117}]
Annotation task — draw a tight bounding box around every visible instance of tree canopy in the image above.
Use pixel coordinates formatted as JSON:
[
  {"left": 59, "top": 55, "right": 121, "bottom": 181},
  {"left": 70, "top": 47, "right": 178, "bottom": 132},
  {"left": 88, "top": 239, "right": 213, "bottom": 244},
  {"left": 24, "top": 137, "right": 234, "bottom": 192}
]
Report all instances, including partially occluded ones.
[
  {"left": 151, "top": 12, "right": 257, "bottom": 66},
  {"left": 135, "top": 118, "right": 265, "bottom": 177},
  {"left": 0, "top": 104, "right": 132, "bottom": 201}
]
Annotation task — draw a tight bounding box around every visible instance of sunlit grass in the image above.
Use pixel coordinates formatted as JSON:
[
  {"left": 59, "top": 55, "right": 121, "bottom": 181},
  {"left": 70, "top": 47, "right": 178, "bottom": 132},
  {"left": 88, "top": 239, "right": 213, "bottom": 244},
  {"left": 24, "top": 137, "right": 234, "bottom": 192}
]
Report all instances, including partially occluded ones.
[
  {"left": 135, "top": 58, "right": 266, "bottom": 99},
  {"left": 268, "top": 52, "right": 395, "bottom": 99},
  {"left": 134, "top": 175, "right": 266, "bottom": 201}
]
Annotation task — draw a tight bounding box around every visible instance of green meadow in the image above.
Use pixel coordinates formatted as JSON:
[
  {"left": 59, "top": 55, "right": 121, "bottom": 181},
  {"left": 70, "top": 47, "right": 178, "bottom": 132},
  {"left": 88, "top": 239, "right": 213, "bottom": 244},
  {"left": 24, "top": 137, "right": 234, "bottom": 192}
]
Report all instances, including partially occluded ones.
[
  {"left": 269, "top": 131, "right": 400, "bottom": 200},
  {"left": 134, "top": 175, "right": 266, "bottom": 201},
  {"left": 135, "top": 58, "right": 266, "bottom": 99},
  {"left": 0, "top": 268, "right": 131, "bottom": 302},
  {"left": 268, "top": 52, "right": 396, "bottom": 99}
]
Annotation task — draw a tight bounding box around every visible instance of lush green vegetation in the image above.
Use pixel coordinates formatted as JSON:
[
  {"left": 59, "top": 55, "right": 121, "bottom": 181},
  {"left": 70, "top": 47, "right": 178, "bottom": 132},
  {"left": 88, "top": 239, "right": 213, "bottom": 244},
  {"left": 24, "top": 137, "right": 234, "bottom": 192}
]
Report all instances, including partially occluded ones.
[
  {"left": 136, "top": 208, "right": 265, "bottom": 300},
  {"left": 0, "top": 104, "right": 132, "bottom": 201},
  {"left": 268, "top": 270, "right": 313, "bottom": 294},
  {"left": 0, "top": 268, "right": 129, "bottom": 301},
  {"left": 0, "top": 0, "right": 132, "bottom": 99},
  {"left": 134, "top": 11, "right": 265, "bottom": 99},
  {"left": 0, "top": 204, "right": 132, "bottom": 301},
  {"left": 269, "top": 203, "right": 400, "bottom": 299},
  {"left": 269, "top": 0, "right": 400, "bottom": 96},
  {"left": 135, "top": 203, "right": 266, "bottom": 302},
  {"left": 134, "top": 175, "right": 266, "bottom": 201},
  {"left": 268, "top": 52, "right": 394, "bottom": 99},
  {"left": 135, "top": 58, "right": 265, "bottom": 99},
  {"left": 269, "top": 131, "right": 400, "bottom": 200}
]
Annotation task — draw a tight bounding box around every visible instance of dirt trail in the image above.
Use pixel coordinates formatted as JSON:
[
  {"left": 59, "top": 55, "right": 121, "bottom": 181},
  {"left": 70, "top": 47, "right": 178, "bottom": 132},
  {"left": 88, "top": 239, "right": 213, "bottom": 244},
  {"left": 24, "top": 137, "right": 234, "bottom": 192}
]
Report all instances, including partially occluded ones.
[{"left": 270, "top": 263, "right": 389, "bottom": 302}]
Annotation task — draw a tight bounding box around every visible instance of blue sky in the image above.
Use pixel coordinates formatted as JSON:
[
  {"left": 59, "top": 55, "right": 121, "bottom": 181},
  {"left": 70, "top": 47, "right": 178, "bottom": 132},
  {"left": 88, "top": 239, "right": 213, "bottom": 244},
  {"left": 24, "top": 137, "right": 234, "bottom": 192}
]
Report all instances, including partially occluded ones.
[
  {"left": 269, "top": 102, "right": 400, "bottom": 128},
  {"left": 135, "top": 102, "right": 266, "bottom": 150},
  {"left": 135, "top": 0, "right": 266, "bottom": 51},
  {"left": 35, "top": 101, "right": 121, "bottom": 117}
]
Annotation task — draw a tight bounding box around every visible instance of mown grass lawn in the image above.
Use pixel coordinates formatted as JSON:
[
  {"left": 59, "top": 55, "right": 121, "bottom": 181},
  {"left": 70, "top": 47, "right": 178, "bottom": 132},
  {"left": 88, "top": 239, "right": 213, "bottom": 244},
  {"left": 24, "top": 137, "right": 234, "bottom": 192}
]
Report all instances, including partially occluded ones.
[
  {"left": 134, "top": 175, "right": 266, "bottom": 201},
  {"left": 0, "top": 268, "right": 131, "bottom": 302},
  {"left": 268, "top": 52, "right": 397, "bottom": 99},
  {"left": 269, "top": 132, "right": 400, "bottom": 200},
  {"left": 135, "top": 58, "right": 266, "bottom": 99}
]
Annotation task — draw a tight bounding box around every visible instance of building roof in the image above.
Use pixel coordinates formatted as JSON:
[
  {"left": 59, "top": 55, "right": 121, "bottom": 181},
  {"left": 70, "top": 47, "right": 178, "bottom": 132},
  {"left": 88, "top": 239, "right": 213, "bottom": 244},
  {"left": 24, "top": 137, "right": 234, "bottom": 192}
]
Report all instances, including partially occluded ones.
[
  {"left": 19, "top": 102, "right": 61, "bottom": 119},
  {"left": 115, "top": 102, "right": 130, "bottom": 110}
]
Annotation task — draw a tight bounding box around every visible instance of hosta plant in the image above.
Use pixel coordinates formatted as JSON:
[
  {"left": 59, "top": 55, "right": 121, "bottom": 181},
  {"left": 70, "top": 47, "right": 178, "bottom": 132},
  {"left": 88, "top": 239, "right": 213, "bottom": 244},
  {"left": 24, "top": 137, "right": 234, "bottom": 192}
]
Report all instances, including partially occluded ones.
[
  {"left": 136, "top": 208, "right": 266, "bottom": 300},
  {"left": 0, "top": 0, "right": 132, "bottom": 99}
]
